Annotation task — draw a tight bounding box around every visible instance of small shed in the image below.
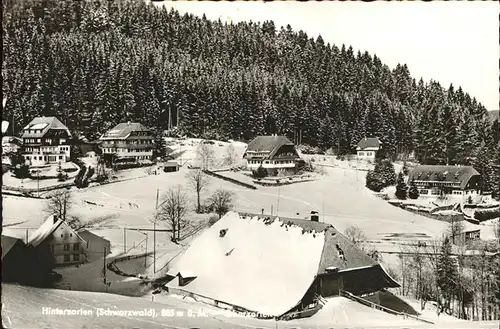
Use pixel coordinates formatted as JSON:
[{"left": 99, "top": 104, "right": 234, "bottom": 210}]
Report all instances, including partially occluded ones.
[{"left": 164, "top": 161, "right": 179, "bottom": 173}]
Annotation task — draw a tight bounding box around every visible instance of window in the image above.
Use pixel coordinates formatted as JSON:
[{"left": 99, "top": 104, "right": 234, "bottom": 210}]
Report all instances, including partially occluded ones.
[
  {"left": 431, "top": 190, "right": 440, "bottom": 195},
  {"left": 64, "top": 254, "right": 70, "bottom": 262},
  {"left": 73, "top": 254, "right": 80, "bottom": 262},
  {"left": 419, "top": 189, "right": 429, "bottom": 195},
  {"left": 367, "top": 152, "right": 372, "bottom": 156},
  {"left": 359, "top": 152, "right": 364, "bottom": 156},
  {"left": 64, "top": 244, "right": 70, "bottom": 251},
  {"left": 59, "top": 156, "right": 62, "bottom": 160}
]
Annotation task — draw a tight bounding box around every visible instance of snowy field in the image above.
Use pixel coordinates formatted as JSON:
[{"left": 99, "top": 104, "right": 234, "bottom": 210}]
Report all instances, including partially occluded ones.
[
  {"left": 3, "top": 140, "right": 497, "bottom": 326},
  {"left": 4, "top": 283, "right": 498, "bottom": 329},
  {"left": 3, "top": 148, "right": 462, "bottom": 276}
]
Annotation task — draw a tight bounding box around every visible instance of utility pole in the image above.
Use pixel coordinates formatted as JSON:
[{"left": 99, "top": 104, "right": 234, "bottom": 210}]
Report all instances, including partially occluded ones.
[
  {"left": 154, "top": 188, "right": 159, "bottom": 274},
  {"left": 144, "top": 233, "right": 148, "bottom": 268},
  {"left": 123, "top": 228, "right": 126, "bottom": 253},
  {"left": 25, "top": 229, "right": 28, "bottom": 244},
  {"left": 322, "top": 200, "right": 325, "bottom": 223},
  {"left": 103, "top": 247, "right": 107, "bottom": 292},
  {"left": 276, "top": 185, "right": 281, "bottom": 217},
  {"left": 271, "top": 204, "right": 273, "bottom": 216}
]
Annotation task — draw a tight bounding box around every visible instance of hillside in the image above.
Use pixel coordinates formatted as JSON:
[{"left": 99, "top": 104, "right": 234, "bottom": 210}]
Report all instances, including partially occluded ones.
[{"left": 1, "top": 0, "right": 498, "bottom": 166}]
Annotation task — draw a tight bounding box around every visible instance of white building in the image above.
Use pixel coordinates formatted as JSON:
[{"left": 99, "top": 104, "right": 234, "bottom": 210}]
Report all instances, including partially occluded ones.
[
  {"left": 243, "top": 135, "right": 301, "bottom": 174},
  {"left": 408, "top": 165, "right": 480, "bottom": 202},
  {"left": 99, "top": 122, "right": 154, "bottom": 163},
  {"left": 356, "top": 137, "right": 381, "bottom": 160},
  {"left": 21, "top": 117, "right": 71, "bottom": 167}
]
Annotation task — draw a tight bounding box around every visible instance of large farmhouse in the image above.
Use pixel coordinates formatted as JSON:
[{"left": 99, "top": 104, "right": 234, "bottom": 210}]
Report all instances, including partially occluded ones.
[
  {"left": 99, "top": 122, "right": 154, "bottom": 164},
  {"left": 21, "top": 117, "right": 71, "bottom": 166},
  {"left": 356, "top": 137, "right": 381, "bottom": 160},
  {"left": 165, "top": 212, "right": 399, "bottom": 318},
  {"left": 28, "top": 216, "right": 86, "bottom": 266},
  {"left": 408, "top": 165, "right": 480, "bottom": 201},
  {"left": 243, "top": 135, "right": 301, "bottom": 175}
]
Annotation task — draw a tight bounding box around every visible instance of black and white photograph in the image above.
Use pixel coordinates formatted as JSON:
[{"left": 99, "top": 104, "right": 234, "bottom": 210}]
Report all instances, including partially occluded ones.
[{"left": 1, "top": 0, "right": 499, "bottom": 328}]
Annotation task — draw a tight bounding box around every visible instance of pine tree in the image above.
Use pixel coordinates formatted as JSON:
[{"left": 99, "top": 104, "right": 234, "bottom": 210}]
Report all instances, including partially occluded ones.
[
  {"left": 365, "top": 159, "right": 397, "bottom": 192},
  {"left": 395, "top": 171, "right": 408, "bottom": 199},
  {"left": 152, "top": 130, "right": 167, "bottom": 160},
  {"left": 436, "top": 237, "right": 459, "bottom": 313},
  {"left": 1, "top": 0, "right": 497, "bottom": 174},
  {"left": 472, "top": 145, "right": 493, "bottom": 193},
  {"left": 408, "top": 178, "right": 419, "bottom": 199}
]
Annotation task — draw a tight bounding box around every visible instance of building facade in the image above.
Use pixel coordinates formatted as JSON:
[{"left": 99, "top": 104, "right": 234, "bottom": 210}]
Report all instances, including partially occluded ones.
[
  {"left": 99, "top": 122, "right": 154, "bottom": 163},
  {"left": 21, "top": 117, "right": 71, "bottom": 166},
  {"left": 244, "top": 135, "right": 301, "bottom": 174},
  {"left": 356, "top": 137, "right": 381, "bottom": 160},
  {"left": 28, "top": 216, "right": 86, "bottom": 266},
  {"left": 78, "top": 230, "right": 111, "bottom": 263},
  {"left": 408, "top": 165, "right": 480, "bottom": 201}
]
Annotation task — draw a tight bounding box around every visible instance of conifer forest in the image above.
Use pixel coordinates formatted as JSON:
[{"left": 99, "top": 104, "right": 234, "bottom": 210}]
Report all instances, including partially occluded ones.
[{"left": 2, "top": 0, "right": 499, "bottom": 192}]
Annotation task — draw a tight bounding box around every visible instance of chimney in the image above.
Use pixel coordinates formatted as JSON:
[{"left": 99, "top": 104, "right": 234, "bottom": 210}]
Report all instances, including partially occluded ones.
[{"left": 53, "top": 215, "right": 58, "bottom": 224}]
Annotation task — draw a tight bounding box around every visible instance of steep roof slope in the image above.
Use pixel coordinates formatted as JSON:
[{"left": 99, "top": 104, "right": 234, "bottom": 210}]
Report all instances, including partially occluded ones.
[
  {"left": 28, "top": 216, "right": 85, "bottom": 247},
  {"left": 408, "top": 165, "right": 479, "bottom": 190},
  {"left": 1, "top": 235, "right": 24, "bottom": 259},
  {"left": 165, "top": 212, "right": 399, "bottom": 316},
  {"left": 78, "top": 229, "right": 111, "bottom": 244},
  {"left": 166, "top": 212, "right": 325, "bottom": 316},
  {"left": 100, "top": 122, "right": 152, "bottom": 140},
  {"left": 244, "top": 135, "right": 295, "bottom": 158},
  {"left": 27, "top": 216, "right": 64, "bottom": 247},
  {"left": 21, "top": 117, "right": 70, "bottom": 138},
  {"left": 356, "top": 137, "right": 381, "bottom": 150}
]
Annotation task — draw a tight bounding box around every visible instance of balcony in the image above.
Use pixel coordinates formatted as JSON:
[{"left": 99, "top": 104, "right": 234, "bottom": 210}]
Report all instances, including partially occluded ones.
[{"left": 23, "top": 149, "right": 66, "bottom": 155}]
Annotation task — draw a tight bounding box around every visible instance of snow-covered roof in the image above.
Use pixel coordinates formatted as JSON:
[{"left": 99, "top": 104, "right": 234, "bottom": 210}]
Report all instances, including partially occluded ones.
[
  {"left": 166, "top": 212, "right": 325, "bottom": 316},
  {"left": 178, "top": 270, "right": 196, "bottom": 279},
  {"left": 28, "top": 216, "right": 84, "bottom": 247},
  {"left": 409, "top": 165, "right": 480, "bottom": 190},
  {"left": 165, "top": 212, "right": 397, "bottom": 316},
  {"left": 244, "top": 136, "right": 296, "bottom": 159},
  {"left": 21, "top": 117, "right": 71, "bottom": 139},
  {"left": 1, "top": 235, "right": 24, "bottom": 259},
  {"left": 356, "top": 137, "right": 381, "bottom": 151},
  {"left": 99, "top": 122, "right": 152, "bottom": 140},
  {"left": 28, "top": 216, "right": 64, "bottom": 247}
]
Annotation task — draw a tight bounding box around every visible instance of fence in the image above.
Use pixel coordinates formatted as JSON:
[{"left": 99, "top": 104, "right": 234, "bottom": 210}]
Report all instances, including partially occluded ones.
[
  {"left": 203, "top": 170, "right": 257, "bottom": 190},
  {"left": 2, "top": 181, "right": 74, "bottom": 194},
  {"left": 339, "top": 290, "right": 434, "bottom": 324}
]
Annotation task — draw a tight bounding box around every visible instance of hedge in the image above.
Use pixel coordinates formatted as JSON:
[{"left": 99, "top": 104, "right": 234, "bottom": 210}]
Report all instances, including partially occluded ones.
[{"left": 474, "top": 207, "right": 500, "bottom": 222}]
